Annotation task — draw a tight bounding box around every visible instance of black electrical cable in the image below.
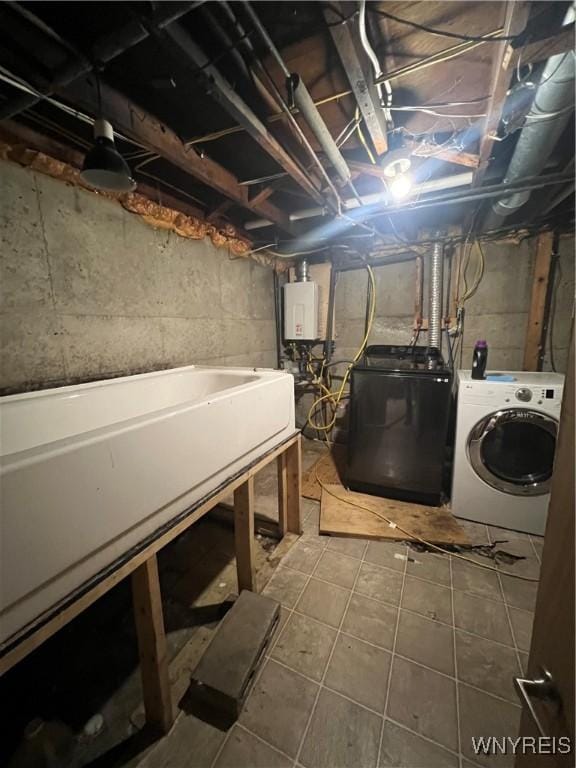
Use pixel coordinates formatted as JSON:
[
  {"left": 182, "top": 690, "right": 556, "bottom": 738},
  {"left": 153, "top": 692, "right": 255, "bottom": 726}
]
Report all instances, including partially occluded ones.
[{"left": 366, "top": 6, "right": 521, "bottom": 42}]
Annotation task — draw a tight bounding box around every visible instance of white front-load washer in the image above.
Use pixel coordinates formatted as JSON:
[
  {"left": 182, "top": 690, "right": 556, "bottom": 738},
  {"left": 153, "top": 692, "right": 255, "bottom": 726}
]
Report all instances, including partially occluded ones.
[{"left": 451, "top": 370, "right": 564, "bottom": 535}]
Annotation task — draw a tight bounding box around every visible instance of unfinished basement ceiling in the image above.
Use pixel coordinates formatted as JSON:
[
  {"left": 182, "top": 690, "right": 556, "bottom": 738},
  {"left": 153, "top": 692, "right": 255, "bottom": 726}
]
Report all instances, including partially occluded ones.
[{"left": 0, "top": 1, "right": 574, "bottom": 249}]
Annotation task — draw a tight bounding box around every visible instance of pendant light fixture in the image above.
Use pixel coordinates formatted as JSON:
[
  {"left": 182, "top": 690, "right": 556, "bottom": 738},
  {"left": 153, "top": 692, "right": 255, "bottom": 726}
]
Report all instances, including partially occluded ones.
[{"left": 80, "top": 74, "right": 136, "bottom": 193}]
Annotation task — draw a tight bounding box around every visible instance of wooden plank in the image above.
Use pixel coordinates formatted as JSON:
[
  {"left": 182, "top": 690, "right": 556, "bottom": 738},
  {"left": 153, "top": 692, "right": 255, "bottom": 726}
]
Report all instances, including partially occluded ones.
[
  {"left": 0, "top": 432, "right": 300, "bottom": 676},
  {"left": 523, "top": 231, "right": 554, "bottom": 371},
  {"left": 320, "top": 485, "right": 471, "bottom": 546},
  {"left": 277, "top": 453, "right": 289, "bottom": 537},
  {"left": 234, "top": 477, "right": 256, "bottom": 592},
  {"left": 164, "top": 23, "right": 325, "bottom": 205},
  {"left": 131, "top": 555, "right": 173, "bottom": 734},
  {"left": 285, "top": 436, "right": 302, "bottom": 534},
  {"left": 474, "top": 2, "right": 531, "bottom": 186},
  {"left": 516, "top": 329, "right": 574, "bottom": 765},
  {"left": 60, "top": 78, "right": 292, "bottom": 232},
  {"left": 511, "top": 23, "right": 575, "bottom": 69},
  {"left": 323, "top": 2, "right": 388, "bottom": 156}
]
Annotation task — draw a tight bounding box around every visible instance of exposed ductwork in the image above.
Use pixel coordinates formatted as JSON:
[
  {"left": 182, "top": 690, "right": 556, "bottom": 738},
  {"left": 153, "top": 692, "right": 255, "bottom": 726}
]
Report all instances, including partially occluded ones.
[
  {"left": 484, "top": 7, "right": 575, "bottom": 229},
  {"left": 428, "top": 239, "right": 444, "bottom": 351}
]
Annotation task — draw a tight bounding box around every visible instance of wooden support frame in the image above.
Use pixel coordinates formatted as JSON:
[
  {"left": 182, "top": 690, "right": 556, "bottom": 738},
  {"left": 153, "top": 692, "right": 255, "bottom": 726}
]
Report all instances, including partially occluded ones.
[
  {"left": 0, "top": 433, "right": 303, "bottom": 735},
  {"left": 277, "top": 437, "right": 302, "bottom": 537},
  {"left": 523, "top": 231, "right": 555, "bottom": 371},
  {"left": 132, "top": 555, "right": 173, "bottom": 734}
]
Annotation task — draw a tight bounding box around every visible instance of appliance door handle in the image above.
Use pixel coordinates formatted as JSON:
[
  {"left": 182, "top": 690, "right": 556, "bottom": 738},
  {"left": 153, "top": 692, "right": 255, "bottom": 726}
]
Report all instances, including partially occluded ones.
[{"left": 514, "top": 668, "right": 561, "bottom": 737}]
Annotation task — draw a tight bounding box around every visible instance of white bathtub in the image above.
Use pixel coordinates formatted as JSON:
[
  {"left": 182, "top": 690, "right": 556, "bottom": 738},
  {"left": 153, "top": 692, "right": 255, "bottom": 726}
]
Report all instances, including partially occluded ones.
[{"left": 0, "top": 366, "right": 295, "bottom": 647}]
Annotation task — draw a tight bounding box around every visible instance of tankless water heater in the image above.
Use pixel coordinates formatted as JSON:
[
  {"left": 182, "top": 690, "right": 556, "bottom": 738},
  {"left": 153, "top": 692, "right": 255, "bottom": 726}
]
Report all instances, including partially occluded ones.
[{"left": 283, "top": 281, "right": 319, "bottom": 341}]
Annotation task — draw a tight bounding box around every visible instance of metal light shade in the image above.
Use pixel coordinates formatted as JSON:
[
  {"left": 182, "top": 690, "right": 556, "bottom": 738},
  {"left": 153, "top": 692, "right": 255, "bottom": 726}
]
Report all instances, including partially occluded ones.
[{"left": 81, "top": 119, "right": 136, "bottom": 192}]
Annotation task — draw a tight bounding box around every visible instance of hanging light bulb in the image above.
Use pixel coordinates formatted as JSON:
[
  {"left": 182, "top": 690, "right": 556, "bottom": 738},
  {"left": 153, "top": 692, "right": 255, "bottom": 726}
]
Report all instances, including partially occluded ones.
[
  {"left": 390, "top": 173, "right": 413, "bottom": 200},
  {"left": 80, "top": 118, "right": 136, "bottom": 192}
]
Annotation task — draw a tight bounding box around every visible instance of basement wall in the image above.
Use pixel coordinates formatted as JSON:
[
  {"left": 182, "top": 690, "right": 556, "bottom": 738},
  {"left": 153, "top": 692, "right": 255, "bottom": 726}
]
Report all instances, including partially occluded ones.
[
  {"left": 0, "top": 160, "right": 276, "bottom": 393},
  {"left": 298, "top": 235, "right": 575, "bottom": 433},
  {"left": 333, "top": 236, "right": 574, "bottom": 371}
]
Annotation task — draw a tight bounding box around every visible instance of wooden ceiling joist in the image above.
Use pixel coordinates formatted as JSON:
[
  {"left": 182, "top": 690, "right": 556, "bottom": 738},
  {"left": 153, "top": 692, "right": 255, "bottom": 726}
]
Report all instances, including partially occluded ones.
[
  {"left": 474, "top": 1, "right": 531, "bottom": 186},
  {"left": 163, "top": 23, "right": 326, "bottom": 206},
  {"left": 59, "top": 77, "right": 292, "bottom": 233},
  {"left": 323, "top": 2, "right": 388, "bottom": 157}
]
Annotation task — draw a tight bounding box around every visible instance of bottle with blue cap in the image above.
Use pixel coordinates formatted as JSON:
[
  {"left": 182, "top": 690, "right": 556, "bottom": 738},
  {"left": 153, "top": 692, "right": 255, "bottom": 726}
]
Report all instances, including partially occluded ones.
[{"left": 472, "top": 340, "right": 488, "bottom": 380}]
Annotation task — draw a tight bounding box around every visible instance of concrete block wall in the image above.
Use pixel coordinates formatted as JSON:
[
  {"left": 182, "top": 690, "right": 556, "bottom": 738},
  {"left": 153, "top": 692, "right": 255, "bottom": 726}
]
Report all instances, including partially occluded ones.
[{"left": 0, "top": 160, "right": 276, "bottom": 393}]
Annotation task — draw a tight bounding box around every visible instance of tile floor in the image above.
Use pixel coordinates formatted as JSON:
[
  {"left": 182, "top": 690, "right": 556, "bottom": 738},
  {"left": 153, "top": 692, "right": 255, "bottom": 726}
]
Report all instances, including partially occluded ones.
[{"left": 142, "top": 475, "right": 542, "bottom": 768}]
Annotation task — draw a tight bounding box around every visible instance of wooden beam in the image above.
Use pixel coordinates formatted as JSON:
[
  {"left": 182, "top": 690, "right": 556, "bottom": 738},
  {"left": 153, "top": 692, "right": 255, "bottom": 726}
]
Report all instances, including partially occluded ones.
[
  {"left": 131, "top": 555, "right": 173, "bottom": 734},
  {"left": 324, "top": 2, "right": 388, "bottom": 156},
  {"left": 474, "top": 2, "right": 531, "bottom": 186},
  {"left": 60, "top": 78, "right": 292, "bottom": 232},
  {"left": 523, "top": 231, "right": 555, "bottom": 371},
  {"left": 511, "top": 23, "right": 575, "bottom": 69},
  {"left": 164, "top": 25, "right": 324, "bottom": 206},
  {"left": 234, "top": 476, "right": 256, "bottom": 592},
  {"left": 285, "top": 436, "right": 302, "bottom": 535}
]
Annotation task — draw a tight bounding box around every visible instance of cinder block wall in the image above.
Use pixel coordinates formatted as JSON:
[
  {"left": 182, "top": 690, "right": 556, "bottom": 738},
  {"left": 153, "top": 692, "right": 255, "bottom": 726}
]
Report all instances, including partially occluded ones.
[{"left": 0, "top": 161, "right": 277, "bottom": 393}]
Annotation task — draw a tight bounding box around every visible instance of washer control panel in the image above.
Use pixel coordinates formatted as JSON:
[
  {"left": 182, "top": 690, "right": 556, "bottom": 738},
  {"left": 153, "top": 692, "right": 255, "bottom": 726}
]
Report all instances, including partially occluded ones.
[{"left": 515, "top": 387, "right": 532, "bottom": 402}]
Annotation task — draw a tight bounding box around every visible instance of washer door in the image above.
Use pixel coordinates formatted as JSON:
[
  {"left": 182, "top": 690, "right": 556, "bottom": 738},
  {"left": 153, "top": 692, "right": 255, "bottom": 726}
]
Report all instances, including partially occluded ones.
[{"left": 467, "top": 409, "right": 558, "bottom": 496}]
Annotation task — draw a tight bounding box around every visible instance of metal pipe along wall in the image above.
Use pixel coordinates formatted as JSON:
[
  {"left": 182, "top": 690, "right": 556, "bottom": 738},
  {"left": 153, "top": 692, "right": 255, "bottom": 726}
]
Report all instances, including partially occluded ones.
[{"left": 429, "top": 240, "right": 444, "bottom": 351}]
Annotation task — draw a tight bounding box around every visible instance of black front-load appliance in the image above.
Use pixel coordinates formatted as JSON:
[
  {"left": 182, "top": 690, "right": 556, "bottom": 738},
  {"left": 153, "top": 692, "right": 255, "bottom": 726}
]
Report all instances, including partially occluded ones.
[{"left": 347, "top": 345, "right": 453, "bottom": 506}]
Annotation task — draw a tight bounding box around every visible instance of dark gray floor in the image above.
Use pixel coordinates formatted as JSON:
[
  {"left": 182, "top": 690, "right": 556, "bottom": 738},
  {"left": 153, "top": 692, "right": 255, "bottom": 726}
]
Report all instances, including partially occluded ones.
[{"left": 140, "top": 442, "right": 541, "bottom": 768}]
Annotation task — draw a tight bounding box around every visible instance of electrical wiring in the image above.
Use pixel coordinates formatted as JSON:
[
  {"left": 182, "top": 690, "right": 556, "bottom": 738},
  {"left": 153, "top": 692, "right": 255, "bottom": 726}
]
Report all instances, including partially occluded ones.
[
  {"left": 358, "top": 0, "right": 392, "bottom": 121},
  {"left": 315, "top": 473, "right": 539, "bottom": 582},
  {"left": 388, "top": 106, "right": 486, "bottom": 118},
  {"left": 366, "top": 7, "right": 521, "bottom": 43},
  {"left": 355, "top": 107, "right": 376, "bottom": 164},
  {"left": 307, "top": 264, "right": 376, "bottom": 433}
]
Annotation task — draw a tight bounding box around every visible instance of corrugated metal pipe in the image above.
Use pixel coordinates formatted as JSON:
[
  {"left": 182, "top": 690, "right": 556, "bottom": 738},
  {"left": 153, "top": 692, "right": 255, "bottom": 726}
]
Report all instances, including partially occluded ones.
[
  {"left": 429, "top": 239, "right": 444, "bottom": 351},
  {"left": 484, "top": 6, "right": 575, "bottom": 229}
]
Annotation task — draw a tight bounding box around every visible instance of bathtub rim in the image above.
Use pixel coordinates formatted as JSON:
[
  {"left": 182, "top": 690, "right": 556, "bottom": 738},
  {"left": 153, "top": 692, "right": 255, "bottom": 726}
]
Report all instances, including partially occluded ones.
[{"left": 0, "top": 365, "right": 292, "bottom": 464}]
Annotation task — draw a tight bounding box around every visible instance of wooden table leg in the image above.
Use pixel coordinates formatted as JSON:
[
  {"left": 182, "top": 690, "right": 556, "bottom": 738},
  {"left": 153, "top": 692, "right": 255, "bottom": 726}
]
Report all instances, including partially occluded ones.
[
  {"left": 234, "top": 476, "right": 256, "bottom": 592},
  {"left": 131, "top": 555, "right": 173, "bottom": 734},
  {"left": 285, "top": 436, "right": 302, "bottom": 535},
  {"left": 277, "top": 453, "right": 288, "bottom": 536}
]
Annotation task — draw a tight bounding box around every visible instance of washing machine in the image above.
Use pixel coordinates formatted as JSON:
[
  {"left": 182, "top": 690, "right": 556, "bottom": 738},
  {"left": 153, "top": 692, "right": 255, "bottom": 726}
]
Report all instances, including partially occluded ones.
[{"left": 451, "top": 370, "right": 564, "bottom": 535}]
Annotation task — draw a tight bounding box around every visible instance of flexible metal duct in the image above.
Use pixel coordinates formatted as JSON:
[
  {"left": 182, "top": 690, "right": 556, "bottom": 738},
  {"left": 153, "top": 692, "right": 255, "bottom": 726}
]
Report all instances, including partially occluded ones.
[
  {"left": 429, "top": 240, "right": 444, "bottom": 351},
  {"left": 484, "top": 7, "right": 575, "bottom": 229}
]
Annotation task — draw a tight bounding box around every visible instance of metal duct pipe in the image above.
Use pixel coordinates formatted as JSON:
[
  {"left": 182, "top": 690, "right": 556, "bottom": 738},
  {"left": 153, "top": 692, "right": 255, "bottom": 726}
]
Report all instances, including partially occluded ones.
[
  {"left": 290, "top": 74, "right": 353, "bottom": 187},
  {"left": 484, "top": 7, "right": 575, "bottom": 229},
  {"left": 429, "top": 239, "right": 444, "bottom": 351}
]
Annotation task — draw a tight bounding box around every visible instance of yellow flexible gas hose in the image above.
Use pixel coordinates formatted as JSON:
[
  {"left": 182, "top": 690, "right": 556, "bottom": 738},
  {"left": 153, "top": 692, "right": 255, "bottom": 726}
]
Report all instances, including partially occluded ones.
[{"left": 307, "top": 264, "right": 376, "bottom": 433}]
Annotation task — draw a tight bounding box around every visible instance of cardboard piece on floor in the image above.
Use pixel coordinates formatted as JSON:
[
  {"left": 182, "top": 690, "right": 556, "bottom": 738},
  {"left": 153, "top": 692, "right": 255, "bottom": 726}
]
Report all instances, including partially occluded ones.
[
  {"left": 302, "top": 447, "right": 345, "bottom": 501},
  {"left": 320, "top": 485, "right": 470, "bottom": 546}
]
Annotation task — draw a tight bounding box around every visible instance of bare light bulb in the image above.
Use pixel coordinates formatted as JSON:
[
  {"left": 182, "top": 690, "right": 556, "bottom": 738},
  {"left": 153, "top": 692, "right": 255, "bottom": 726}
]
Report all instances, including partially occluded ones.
[{"left": 390, "top": 174, "right": 412, "bottom": 200}]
